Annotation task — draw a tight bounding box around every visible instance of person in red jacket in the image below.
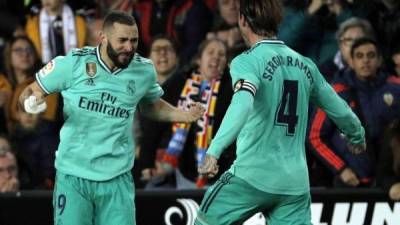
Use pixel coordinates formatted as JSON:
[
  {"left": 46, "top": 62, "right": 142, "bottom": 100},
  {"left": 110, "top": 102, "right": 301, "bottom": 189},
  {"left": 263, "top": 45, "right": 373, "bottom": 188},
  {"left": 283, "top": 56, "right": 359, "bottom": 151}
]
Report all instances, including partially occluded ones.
[{"left": 133, "top": 0, "right": 212, "bottom": 65}]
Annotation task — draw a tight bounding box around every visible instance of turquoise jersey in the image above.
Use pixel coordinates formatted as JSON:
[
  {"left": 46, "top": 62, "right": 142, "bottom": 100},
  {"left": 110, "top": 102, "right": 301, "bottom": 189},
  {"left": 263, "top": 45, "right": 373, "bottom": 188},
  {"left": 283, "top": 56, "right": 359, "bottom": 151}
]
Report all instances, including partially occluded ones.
[
  {"left": 207, "top": 39, "right": 364, "bottom": 195},
  {"left": 36, "top": 46, "right": 163, "bottom": 181}
]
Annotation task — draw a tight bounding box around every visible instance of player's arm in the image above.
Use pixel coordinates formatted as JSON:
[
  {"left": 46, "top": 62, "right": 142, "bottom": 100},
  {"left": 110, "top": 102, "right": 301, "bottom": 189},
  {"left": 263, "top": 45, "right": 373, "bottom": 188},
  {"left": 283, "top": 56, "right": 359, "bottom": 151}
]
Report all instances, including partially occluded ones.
[
  {"left": 19, "top": 54, "right": 73, "bottom": 113},
  {"left": 199, "top": 55, "right": 259, "bottom": 177},
  {"left": 199, "top": 89, "right": 254, "bottom": 177},
  {"left": 139, "top": 98, "right": 205, "bottom": 123},
  {"left": 310, "top": 61, "right": 365, "bottom": 153}
]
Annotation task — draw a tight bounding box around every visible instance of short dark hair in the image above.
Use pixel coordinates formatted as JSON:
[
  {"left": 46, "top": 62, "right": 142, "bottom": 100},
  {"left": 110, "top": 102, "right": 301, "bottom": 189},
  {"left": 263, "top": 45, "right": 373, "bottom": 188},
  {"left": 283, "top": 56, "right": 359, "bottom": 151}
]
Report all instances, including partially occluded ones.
[
  {"left": 103, "top": 11, "right": 136, "bottom": 30},
  {"left": 148, "top": 34, "right": 180, "bottom": 56},
  {"left": 350, "top": 37, "right": 380, "bottom": 58},
  {"left": 239, "top": 0, "right": 283, "bottom": 36}
]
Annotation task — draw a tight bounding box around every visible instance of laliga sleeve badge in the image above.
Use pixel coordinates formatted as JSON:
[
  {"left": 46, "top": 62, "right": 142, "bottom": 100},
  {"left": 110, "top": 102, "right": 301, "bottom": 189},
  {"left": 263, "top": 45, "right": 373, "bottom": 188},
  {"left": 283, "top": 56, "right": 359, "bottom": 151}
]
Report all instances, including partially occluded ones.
[
  {"left": 234, "top": 79, "right": 245, "bottom": 93},
  {"left": 38, "top": 60, "right": 55, "bottom": 78},
  {"left": 383, "top": 93, "right": 394, "bottom": 106}
]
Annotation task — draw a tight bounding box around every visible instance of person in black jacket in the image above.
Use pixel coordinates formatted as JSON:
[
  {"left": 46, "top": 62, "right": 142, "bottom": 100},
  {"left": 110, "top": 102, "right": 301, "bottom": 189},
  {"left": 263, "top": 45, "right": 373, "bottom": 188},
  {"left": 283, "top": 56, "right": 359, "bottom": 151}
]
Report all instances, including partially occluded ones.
[{"left": 308, "top": 38, "right": 400, "bottom": 187}]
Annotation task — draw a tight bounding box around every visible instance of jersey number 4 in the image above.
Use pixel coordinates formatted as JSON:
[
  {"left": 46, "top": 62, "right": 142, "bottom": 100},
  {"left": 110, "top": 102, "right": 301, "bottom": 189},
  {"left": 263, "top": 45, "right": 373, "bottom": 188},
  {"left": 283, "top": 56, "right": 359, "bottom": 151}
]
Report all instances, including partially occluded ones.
[{"left": 275, "top": 80, "right": 298, "bottom": 136}]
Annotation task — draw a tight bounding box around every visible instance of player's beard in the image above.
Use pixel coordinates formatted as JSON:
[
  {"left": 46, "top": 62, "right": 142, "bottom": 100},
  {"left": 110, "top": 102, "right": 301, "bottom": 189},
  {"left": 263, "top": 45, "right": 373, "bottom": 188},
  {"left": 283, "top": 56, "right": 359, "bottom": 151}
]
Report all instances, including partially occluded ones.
[{"left": 106, "top": 41, "right": 134, "bottom": 69}]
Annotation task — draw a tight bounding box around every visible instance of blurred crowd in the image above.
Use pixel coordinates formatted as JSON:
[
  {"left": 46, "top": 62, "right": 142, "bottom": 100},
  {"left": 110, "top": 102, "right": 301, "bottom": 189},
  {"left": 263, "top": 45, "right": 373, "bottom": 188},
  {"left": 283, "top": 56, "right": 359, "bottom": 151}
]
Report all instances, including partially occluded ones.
[{"left": 0, "top": 0, "right": 399, "bottom": 201}]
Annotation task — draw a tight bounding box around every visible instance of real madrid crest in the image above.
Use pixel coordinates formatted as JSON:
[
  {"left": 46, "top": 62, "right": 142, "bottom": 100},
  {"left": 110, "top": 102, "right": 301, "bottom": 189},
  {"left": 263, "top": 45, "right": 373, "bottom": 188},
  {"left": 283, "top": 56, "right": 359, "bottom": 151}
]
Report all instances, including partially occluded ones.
[
  {"left": 383, "top": 92, "right": 394, "bottom": 106},
  {"left": 127, "top": 80, "right": 136, "bottom": 95},
  {"left": 86, "top": 62, "right": 97, "bottom": 77}
]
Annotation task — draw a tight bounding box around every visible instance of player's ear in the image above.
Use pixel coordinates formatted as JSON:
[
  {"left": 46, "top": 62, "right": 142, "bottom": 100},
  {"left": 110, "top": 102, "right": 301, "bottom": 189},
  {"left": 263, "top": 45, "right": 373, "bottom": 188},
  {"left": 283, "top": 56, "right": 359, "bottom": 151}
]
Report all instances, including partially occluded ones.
[
  {"left": 238, "top": 14, "right": 248, "bottom": 29},
  {"left": 99, "top": 31, "right": 107, "bottom": 45}
]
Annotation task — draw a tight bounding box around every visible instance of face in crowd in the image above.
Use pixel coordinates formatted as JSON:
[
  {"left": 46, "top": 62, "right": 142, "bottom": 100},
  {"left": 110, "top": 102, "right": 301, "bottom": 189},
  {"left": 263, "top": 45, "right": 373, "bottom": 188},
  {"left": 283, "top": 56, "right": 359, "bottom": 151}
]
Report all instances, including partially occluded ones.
[
  {"left": 219, "top": 0, "right": 240, "bottom": 26},
  {"left": 41, "top": 0, "right": 63, "bottom": 14},
  {"left": 198, "top": 39, "right": 227, "bottom": 80},
  {"left": 350, "top": 43, "right": 382, "bottom": 80},
  {"left": 10, "top": 38, "right": 36, "bottom": 74},
  {"left": 0, "top": 138, "right": 18, "bottom": 193},
  {"left": 339, "top": 26, "right": 366, "bottom": 65},
  {"left": 149, "top": 38, "right": 178, "bottom": 77},
  {"left": 103, "top": 22, "right": 139, "bottom": 69}
]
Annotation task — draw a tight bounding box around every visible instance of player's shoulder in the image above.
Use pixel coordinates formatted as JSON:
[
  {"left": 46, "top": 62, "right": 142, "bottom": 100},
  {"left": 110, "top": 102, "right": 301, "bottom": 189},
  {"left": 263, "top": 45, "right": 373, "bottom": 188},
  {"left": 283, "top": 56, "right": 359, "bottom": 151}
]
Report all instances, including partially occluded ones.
[
  {"left": 231, "top": 49, "right": 258, "bottom": 68},
  {"left": 132, "top": 53, "right": 153, "bottom": 65},
  {"left": 71, "top": 46, "right": 96, "bottom": 57}
]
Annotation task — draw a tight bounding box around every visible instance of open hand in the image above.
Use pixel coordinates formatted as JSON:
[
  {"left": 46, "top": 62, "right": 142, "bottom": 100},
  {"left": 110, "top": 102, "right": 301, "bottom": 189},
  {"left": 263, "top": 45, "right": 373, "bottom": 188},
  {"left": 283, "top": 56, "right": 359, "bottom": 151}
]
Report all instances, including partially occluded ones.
[{"left": 198, "top": 154, "right": 219, "bottom": 178}]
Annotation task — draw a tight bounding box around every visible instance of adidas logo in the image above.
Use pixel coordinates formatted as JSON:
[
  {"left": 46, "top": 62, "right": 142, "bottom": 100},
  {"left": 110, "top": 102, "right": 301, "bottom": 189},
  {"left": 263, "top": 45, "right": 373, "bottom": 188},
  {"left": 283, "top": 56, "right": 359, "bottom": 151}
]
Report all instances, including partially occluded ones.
[{"left": 85, "top": 78, "right": 95, "bottom": 86}]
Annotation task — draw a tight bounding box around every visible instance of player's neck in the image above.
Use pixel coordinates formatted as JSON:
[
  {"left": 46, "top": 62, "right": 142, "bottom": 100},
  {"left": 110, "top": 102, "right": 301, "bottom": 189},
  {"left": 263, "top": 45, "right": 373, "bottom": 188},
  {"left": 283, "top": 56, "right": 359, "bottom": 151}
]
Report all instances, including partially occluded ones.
[
  {"left": 247, "top": 33, "right": 276, "bottom": 46},
  {"left": 99, "top": 44, "right": 116, "bottom": 70}
]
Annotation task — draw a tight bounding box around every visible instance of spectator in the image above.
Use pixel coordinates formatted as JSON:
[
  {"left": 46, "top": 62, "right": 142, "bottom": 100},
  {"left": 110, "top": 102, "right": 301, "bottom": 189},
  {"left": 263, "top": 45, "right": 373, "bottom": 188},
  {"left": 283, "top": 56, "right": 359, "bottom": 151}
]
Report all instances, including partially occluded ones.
[
  {"left": 320, "top": 17, "right": 375, "bottom": 81},
  {"left": 139, "top": 38, "right": 235, "bottom": 189},
  {"left": 137, "top": 35, "right": 180, "bottom": 188},
  {"left": 2, "top": 36, "right": 62, "bottom": 131},
  {"left": 25, "top": 0, "right": 87, "bottom": 63},
  {"left": 149, "top": 35, "right": 179, "bottom": 83},
  {"left": 95, "top": 0, "right": 137, "bottom": 17},
  {"left": 206, "top": 0, "right": 245, "bottom": 61},
  {"left": 354, "top": 0, "right": 400, "bottom": 66},
  {"left": 377, "top": 120, "right": 400, "bottom": 201},
  {"left": 0, "top": 74, "right": 12, "bottom": 134},
  {"left": 390, "top": 46, "right": 400, "bottom": 76},
  {"left": 308, "top": 37, "right": 400, "bottom": 187},
  {"left": 9, "top": 104, "right": 58, "bottom": 189},
  {"left": 279, "top": 0, "right": 353, "bottom": 67},
  {"left": 0, "top": 135, "right": 19, "bottom": 193},
  {"left": 133, "top": 0, "right": 212, "bottom": 64}
]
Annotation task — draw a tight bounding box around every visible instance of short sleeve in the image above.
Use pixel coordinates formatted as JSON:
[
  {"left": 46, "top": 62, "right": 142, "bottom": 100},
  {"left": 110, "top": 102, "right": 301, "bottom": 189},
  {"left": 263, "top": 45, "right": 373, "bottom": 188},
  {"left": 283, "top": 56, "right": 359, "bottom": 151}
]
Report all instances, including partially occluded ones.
[
  {"left": 141, "top": 66, "right": 164, "bottom": 103},
  {"left": 230, "top": 54, "right": 260, "bottom": 97},
  {"left": 35, "top": 52, "right": 74, "bottom": 94}
]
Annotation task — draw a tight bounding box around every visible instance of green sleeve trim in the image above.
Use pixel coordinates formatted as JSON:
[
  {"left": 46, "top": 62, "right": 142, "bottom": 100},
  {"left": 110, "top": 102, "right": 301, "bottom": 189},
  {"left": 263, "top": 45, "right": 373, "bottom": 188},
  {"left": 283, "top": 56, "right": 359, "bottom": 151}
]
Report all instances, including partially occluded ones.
[{"left": 35, "top": 73, "right": 51, "bottom": 94}]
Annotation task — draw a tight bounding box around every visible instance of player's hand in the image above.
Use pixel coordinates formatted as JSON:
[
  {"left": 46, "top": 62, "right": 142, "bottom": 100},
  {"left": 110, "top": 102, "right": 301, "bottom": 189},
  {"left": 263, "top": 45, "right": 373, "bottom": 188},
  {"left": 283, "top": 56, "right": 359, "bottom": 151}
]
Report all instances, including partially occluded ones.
[
  {"left": 185, "top": 102, "right": 205, "bottom": 123},
  {"left": 347, "top": 141, "right": 366, "bottom": 155},
  {"left": 198, "top": 154, "right": 219, "bottom": 178},
  {"left": 389, "top": 183, "right": 400, "bottom": 201},
  {"left": 340, "top": 167, "right": 360, "bottom": 187}
]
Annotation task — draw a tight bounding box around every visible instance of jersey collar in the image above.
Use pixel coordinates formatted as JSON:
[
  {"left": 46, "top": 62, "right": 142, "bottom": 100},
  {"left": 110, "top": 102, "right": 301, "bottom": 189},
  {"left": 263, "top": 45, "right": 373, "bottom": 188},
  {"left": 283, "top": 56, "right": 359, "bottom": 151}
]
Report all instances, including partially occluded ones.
[
  {"left": 96, "top": 45, "right": 123, "bottom": 75},
  {"left": 252, "top": 38, "right": 284, "bottom": 47}
]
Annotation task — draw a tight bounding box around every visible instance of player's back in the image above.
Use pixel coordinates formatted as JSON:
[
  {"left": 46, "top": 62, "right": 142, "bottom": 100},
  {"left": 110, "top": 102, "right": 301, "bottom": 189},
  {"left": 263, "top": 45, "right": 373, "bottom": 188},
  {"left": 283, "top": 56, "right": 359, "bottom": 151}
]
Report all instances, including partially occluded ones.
[{"left": 229, "top": 40, "right": 316, "bottom": 195}]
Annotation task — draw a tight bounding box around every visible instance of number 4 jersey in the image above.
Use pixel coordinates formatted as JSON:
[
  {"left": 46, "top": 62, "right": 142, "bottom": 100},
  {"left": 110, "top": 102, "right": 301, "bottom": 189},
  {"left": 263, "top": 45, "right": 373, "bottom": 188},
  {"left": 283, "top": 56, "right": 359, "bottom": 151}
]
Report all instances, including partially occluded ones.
[{"left": 226, "top": 40, "right": 364, "bottom": 195}]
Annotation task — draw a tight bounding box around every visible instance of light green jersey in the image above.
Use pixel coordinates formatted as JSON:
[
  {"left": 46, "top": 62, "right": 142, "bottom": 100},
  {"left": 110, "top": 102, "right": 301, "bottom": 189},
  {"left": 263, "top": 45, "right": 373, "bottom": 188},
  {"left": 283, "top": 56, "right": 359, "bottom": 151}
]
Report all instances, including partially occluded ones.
[
  {"left": 225, "top": 39, "right": 364, "bottom": 195},
  {"left": 36, "top": 46, "right": 163, "bottom": 181}
]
